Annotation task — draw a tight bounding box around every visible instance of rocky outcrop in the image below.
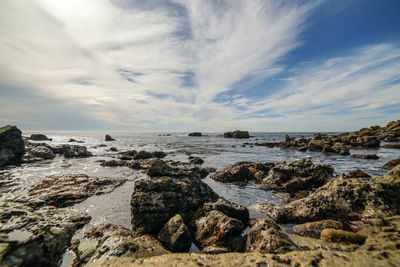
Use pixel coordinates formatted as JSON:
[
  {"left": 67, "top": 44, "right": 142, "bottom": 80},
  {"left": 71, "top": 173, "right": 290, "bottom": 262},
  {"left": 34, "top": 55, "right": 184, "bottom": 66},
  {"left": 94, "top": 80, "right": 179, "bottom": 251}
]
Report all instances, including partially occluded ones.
[
  {"left": 257, "top": 165, "right": 400, "bottom": 231},
  {"left": 203, "top": 198, "right": 249, "bottom": 225},
  {"left": 245, "top": 219, "right": 298, "bottom": 254},
  {"left": 0, "top": 125, "right": 25, "bottom": 166},
  {"left": 224, "top": 130, "right": 250, "bottom": 139},
  {"left": 382, "top": 158, "right": 400, "bottom": 170},
  {"left": 211, "top": 161, "right": 256, "bottom": 184},
  {"left": 105, "top": 134, "right": 115, "bottom": 141},
  {"left": 293, "top": 220, "right": 343, "bottom": 238},
  {"left": 351, "top": 154, "right": 379, "bottom": 159},
  {"left": 188, "top": 132, "right": 201, "bottom": 137},
  {"left": 27, "top": 133, "right": 52, "bottom": 141},
  {"left": 27, "top": 174, "right": 127, "bottom": 208},
  {"left": 22, "top": 145, "right": 55, "bottom": 163},
  {"left": 158, "top": 214, "right": 192, "bottom": 252}
]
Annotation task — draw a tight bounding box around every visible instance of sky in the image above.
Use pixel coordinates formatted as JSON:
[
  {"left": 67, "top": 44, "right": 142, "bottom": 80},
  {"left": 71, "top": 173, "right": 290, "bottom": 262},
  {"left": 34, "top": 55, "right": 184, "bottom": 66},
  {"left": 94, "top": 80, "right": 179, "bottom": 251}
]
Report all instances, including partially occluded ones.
[{"left": 0, "top": 0, "right": 399, "bottom": 132}]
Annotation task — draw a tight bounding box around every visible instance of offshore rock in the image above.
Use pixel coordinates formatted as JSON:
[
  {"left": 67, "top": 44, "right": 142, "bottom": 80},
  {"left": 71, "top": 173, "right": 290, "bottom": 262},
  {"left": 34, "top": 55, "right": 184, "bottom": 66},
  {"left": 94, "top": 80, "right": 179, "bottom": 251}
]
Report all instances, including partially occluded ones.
[
  {"left": 52, "top": 144, "right": 92, "bottom": 158},
  {"left": 188, "top": 132, "right": 202, "bottom": 137},
  {"left": 345, "top": 170, "right": 371, "bottom": 178},
  {"left": 158, "top": 214, "right": 192, "bottom": 252},
  {"left": 27, "top": 133, "right": 52, "bottom": 141},
  {"left": 0, "top": 125, "right": 25, "bottom": 167},
  {"left": 105, "top": 134, "right": 115, "bottom": 141},
  {"left": 224, "top": 130, "right": 250, "bottom": 139}
]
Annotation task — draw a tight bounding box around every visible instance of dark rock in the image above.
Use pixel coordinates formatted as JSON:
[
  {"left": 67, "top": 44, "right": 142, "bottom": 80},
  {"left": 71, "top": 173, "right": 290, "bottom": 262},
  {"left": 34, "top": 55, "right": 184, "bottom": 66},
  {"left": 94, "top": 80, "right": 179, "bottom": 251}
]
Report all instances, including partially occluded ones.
[
  {"left": 52, "top": 144, "right": 92, "bottom": 158},
  {"left": 245, "top": 218, "right": 298, "bottom": 253},
  {"left": 152, "top": 151, "right": 167, "bottom": 158},
  {"left": 224, "top": 131, "right": 249, "bottom": 139},
  {"left": 105, "top": 134, "right": 115, "bottom": 141},
  {"left": 189, "top": 157, "right": 204, "bottom": 165},
  {"left": 0, "top": 125, "right": 25, "bottom": 166},
  {"left": 147, "top": 158, "right": 174, "bottom": 177},
  {"left": 211, "top": 162, "right": 255, "bottom": 184},
  {"left": 68, "top": 138, "right": 84, "bottom": 143},
  {"left": 345, "top": 170, "right": 371, "bottom": 178},
  {"left": 382, "top": 143, "right": 400, "bottom": 149},
  {"left": 293, "top": 220, "right": 343, "bottom": 238},
  {"left": 188, "top": 132, "right": 202, "bottom": 137},
  {"left": 23, "top": 145, "right": 55, "bottom": 163},
  {"left": 109, "top": 147, "right": 118, "bottom": 151},
  {"left": 118, "top": 149, "right": 137, "bottom": 160},
  {"left": 158, "top": 214, "right": 192, "bottom": 252},
  {"left": 351, "top": 154, "right": 379, "bottom": 159},
  {"left": 133, "top": 150, "right": 154, "bottom": 160},
  {"left": 203, "top": 198, "right": 249, "bottom": 225},
  {"left": 382, "top": 158, "right": 400, "bottom": 170},
  {"left": 131, "top": 176, "right": 219, "bottom": 234},
  {"left": 28, "top": 133, "right": 52, "bottom": 141}
]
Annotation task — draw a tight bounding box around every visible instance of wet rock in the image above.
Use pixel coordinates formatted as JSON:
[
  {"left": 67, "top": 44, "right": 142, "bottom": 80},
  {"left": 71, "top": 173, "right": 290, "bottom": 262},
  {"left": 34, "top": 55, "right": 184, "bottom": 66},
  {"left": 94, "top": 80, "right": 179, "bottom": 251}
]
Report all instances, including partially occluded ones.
[
  {"left": 133, "top": 150, "right": 154, "bottom": 160},
  {"left": 188, "top": 132, "right": 202, "bottom": 137},
  {"left": 0, "top": 125, "right": 25, "bottom": 167},
  {"left": 27, "top": 133, "right": 52, "bottom": 141},
  {"left": 100, "top": 159, "right": 127, "bottom": 167},
  {"left": 293, "top": 220, "right": 343, "bottom": 238},
  {"left": 189, "top": 157, "right": 204, "bottom": 165},
  {"left": 52, "top": 144, "right": 92, "bottom": 158},
  {"left": 382, "top": 143, "right": 400, "bottom": 149},
  {"left": 118, "top": 149, "right": 137, "bottom": 160},
  {"left": 131, "top": 176, "right": 219, "bottom": 235},
  {"left": 211, "top": 162, "right": 256, "bottom": 185},
  {"left": 351, "top": 154, "right": 379, "bottom": 159},
  {"left": 245, "top": 218, "right": 298, "bottom": 253},
  {"left": 22, "top": 145, "right": 55, "bottom": 163},
  {"left": 258, "top": 165, "right": 400, "bottom": 230},
  {"left": 147, "top": 159, "right": 211, "bottom": 180},
  {"left": 152, "top": 151, "right": 167, "bottom": 158},
  {"left": 68, "top": 138, "right": 84, "bottom": 143},
  {"left": 320, "top": 229, "right": 366, "bottom": 245},
  {"left": 27, "top": 174, "right": 127, "bottom": 208},
  {"left": 224, "top": 130, "right": 250, "bottom": 139},
  {"left": 158, "top": 214, "right": 192, "bottom": 252},
  {"left": 147, "top": 158, "right": 174, "bottom": 177},
  {"left": 258, "top": 159, "right": 334, "bottom": 193},
  {"left": 345, "top": 170, "right": 371, "bottom": 178},
  {"left": 73, "top": 224, "right": 169, "bottom": 266},
  {"left": 193, "top": 210, "right": 245, "bottom": 250},
  {"left": 105, "top": 134, "right": 115, "bottom": 141},
  {"left": 203, "top": 198, "right": 249, "bottom": 225},
  {"left": 109, "top": 147, "right": 118, "bottom": 151},
  {"left": 382, "top": 158, "right": 400, "bottom": 170}
]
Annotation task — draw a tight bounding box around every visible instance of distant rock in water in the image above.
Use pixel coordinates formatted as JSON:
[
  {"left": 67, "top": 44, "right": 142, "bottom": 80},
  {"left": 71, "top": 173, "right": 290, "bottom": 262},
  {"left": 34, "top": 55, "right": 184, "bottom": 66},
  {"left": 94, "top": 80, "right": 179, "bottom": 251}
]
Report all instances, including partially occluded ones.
[
  {"left": 28, "top": 133, "right": 52, "bottom": 141},
  {"left": 224, "top": 130, "right": 249, "bottom": 139},
  {"left": 351, "top": 154, "right": 379, "bottom": 159},
  {"left": 105, "top": 134, "right": 115, "bottom": 141},
  {"left": 188, "top": 132, "right": 202, "bottom": 137},
  {"left": 0, "top": 125, "right": 25, "bottom": 166},
  {"left": 382, "top": 158, "right": 400, "bottom": 170}
]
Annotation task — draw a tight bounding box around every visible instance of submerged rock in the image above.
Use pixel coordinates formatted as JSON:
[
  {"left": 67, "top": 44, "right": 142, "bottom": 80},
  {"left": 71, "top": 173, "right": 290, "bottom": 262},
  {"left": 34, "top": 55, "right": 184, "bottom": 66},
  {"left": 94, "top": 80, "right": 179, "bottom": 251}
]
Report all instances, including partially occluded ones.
[
  {"left": 0, "top": 125, "right": 25, "bottom": 167},
  {"left": 27, "top": 133, "right": 52, "bottom": 141},
  {"left": 158, "top": 214, "right": 192, "bottom": 252},
  {"left": 105, "top": 134, "right": 115, "bottom": 141}
]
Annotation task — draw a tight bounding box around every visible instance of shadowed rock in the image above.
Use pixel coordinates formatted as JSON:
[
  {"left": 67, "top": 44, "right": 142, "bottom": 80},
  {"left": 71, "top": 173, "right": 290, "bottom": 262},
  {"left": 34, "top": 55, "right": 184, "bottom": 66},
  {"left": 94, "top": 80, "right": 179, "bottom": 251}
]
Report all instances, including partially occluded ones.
[
  {"left": 105, "top": 134, "right": 115, "bottom": 141},
  {"left": 158, "top": 214, "right": 192, "bottom": 252},
  {"left": 0, "top": 125, "right": 25, "bottom": 166}
]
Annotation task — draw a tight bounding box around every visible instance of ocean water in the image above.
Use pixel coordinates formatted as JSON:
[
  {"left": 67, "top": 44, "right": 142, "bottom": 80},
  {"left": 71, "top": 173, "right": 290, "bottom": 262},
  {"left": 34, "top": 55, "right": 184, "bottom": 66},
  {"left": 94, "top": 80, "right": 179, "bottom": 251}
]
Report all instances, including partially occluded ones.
[{"left": 2, "top": 131, "right": 400, "bottom": 231}]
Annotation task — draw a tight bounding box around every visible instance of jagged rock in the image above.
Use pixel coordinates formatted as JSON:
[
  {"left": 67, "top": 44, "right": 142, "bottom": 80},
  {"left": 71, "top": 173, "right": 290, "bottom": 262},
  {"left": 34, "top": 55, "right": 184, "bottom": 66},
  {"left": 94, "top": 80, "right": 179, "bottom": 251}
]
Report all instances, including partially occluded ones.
[
  {"left": 211, "top": 162, "right": 257, "bottom": 184},
  {"left": 193, "top": 210, "right": 245, "bottom": 251},
  {"left": 27, "top": 174, "right": 127, "bottom": 208},
  {"left": 105, "top": 134, "right": 115, "bottom": 141},
  {"left": 23, "top": 145, "right": 55, "bottom": 163},
  {"left": 224, "top": 131, "right": 249, "bottom": 139},
  {"left": 293, "top": 220, "right": 343, "bottom": 238},
  {"left": 73, "top": 224, "right": 169, "bottom": 266},
  {"left": 52, "top": 144, "right": 92, "bottom": 158},
  {"left": 189, "top": 157, "right": 204, "bottom": 165},
  {"left": 147, "top": 158, "right": 174, "bottom": 177},
  {"left": 257, "top": 165, "right": 400, "bottom": 231},
  {"left": 158, "top": 214, "right": 192, "bottom": 252},
  {"left": 188, "top": 132, "right": 202, "bottom": 137},
  {"left": 345, "top": 170, "right": 371, "bottom": 178},
  {"left": 0, "top": 125, "right": 25, "bottom": 166},
  {"left": 245, "top": 218, "right": 298, "bottom": 253},
  {"left": 382, "top": 158, "right": 400, "bottom": 170},
  {"left": 351, "top": 154, "right": 379, "bottom": 159},
  {"left": 131, "top": 176, "right": 219, "bottom": 235},
  {"left": 382, "top": 143, "right": 400, "bottom": 149},
  {"left": 203, "top": 198, "right": 249, "bottom": 225},
  {"left": 320, "top": 229, "right": 366, "bottom": 245},
  {"left": 134, "top": 150, "right": 154, "bottom": 160},
  {"left": 27, "top": 134, "right": 51, "bottom": 141}
]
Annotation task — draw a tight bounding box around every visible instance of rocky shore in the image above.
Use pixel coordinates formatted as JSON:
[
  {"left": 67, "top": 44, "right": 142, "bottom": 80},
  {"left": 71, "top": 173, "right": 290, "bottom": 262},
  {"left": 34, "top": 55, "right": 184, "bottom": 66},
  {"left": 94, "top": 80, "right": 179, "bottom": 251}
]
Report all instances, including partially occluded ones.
[{"left": 1, "top": 123, "right": 400, "bottom": 266}]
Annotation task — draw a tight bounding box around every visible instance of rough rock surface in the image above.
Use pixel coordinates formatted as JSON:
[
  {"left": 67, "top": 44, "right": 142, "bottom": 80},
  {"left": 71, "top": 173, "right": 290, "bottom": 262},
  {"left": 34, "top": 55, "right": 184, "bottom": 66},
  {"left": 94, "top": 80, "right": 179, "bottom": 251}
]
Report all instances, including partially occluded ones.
[
  {"left": 351, "top": 154, "right": 379, "bottom": 159},
  {"left": 72, "top": 224, "right": 169, "bottom": 266},
  {"left": 258, "top": 165, "right": 400, "bottom": 231},
  {"left": 382, "top": 158, "right": 400, "bottom": 170},
  {"left": 245, "top": 219, "right": 298, "bottom": 254},
  {"left": 22, "top": 145, "right": 55, "bottom": 163},
  {"left": 27, "top": 133, "right": 51, "bottom": 141},
  {"left": 158, "top": 214, "right": 192, "bottom": 252},
  {"left": 224, "top": 130, "right": 250, "bottom": 139},
  {"left": 320, "top": 229, "right": 366, "bottom": 245},
  {"left": 203, "top": 198, "right": 249, "bottom": 225},
  {"left": 131, "top": 175, "right": 219, "bottom": 234},
  {"left": 27, "top": 174, "right": 127, "bottom": 208},
  {"left": 293, "top": 220, "right": 343, "bottom": 238},
  {"left": 0, "top": 125, "right": 25, "bottom": 167}
]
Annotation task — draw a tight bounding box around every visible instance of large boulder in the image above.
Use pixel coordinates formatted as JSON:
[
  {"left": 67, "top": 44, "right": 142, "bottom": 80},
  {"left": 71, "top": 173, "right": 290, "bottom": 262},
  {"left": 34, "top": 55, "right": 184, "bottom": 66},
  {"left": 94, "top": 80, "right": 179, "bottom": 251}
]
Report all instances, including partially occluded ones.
[
  {"left": 224, "top": 131, "right": 249, "bottom": 139},
  {"left": 158, "top": 214, "right": 192, "bottom": 252},
  {"left": 203, "top": 198, "right": 249, "bottom": 225},
  {"left": 131, "top": 176, "right": 219, "bottom": 235},
  {"left": 23, "top": 146, "right": 55, "bottom": 163},
  {"left": 27, "top": 133, "right": 51, "bottom": 141},
  {"left": 0, "top": 125, "right": 25, "bottom": 166},
  {"left": 211, "top": 162, "right": 256, "bottom": 184},
  {"left": 52, "top": 144, "right": 92, "bottom": 158}
]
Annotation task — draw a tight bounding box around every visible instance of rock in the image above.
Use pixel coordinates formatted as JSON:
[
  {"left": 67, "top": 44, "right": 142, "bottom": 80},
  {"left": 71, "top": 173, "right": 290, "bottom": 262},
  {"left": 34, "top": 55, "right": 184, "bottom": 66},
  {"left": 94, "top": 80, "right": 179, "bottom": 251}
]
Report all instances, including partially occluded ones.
[
  {"left": 203, "top": 198, "right": 249, "bottom": 225},
  {"left": 189, "top": 157, "right": 204, "bottom": 165},
  {"left": 118, "top": 149, "right": 137, "bottom": 160},
  {"left": 258, "top": 165, "right": 400, "bottom": 230},
  {"left": 0, "top": 125, "right": 25, "bottom": 166},
  {"left": 23, "top": 145, "right": 55, "bottom": 163},
  {"left": 345, "top": 170, "right": 371, "bottom": 178},
  {"left": 27, "top": 133, "right": 52, "bottom": 141},
  {"left": 134, "top": 150, "right": 154, "bottom": 160},
  {"left": 245, "top": 218, "right": 298, "bottom": 253},
  {"left": 308, "top": 139, "right": 324, "bottom": 151},
  {"left": 158, "top": 214, "right": 192, "bottom": 252},
  {"left": 320, "top": 229, "right": 366, "bottom": 245},
  {"left": 68, "top": 138, "right": 84, "bottom": 143},
  {"left": 293, "top": 220, "right": 343, "bottom": 238},
  {"left": 131, "top": 176, "right": 219, "bottom": 235},
  {"left": 73, "top": 224, "right": 169, "bottom": 266},
  {"left": 188, "top": 132, "right": 202, "bottom": 137},
  {"left": 147, "top": 158, "right": 174, "bottom": 177},
  {"left": 258, "top": 159, "right": 334, "bottom": 193},
  {"left": 382, "top": 143, "right": 400, "bottom": 149},
  {"left": 211, "top": 162, "right": 256, "bottom": 185},
  {"left": 193, "top": 210, "right": 245, "bottom": 250},
  {"left": 224, "top": 131, "right": 249, "bottom": 139},
  {"left": 105, "top": 134, "right": 115, "bottom": 141},
  {"left": 200, "top": 246, "right": 229, "bottom": 254},
  {"left": 351, "top": 154, "right": 379, "bottom": 159},
  {"left": 382, "top": 158, "right": 400, "bottom": 170},
  {"left": 52, "top": 144, "right": 92, "bottom": 158},
  {"left": 27, "top": 174, "right": 127, "bottom": 208}
]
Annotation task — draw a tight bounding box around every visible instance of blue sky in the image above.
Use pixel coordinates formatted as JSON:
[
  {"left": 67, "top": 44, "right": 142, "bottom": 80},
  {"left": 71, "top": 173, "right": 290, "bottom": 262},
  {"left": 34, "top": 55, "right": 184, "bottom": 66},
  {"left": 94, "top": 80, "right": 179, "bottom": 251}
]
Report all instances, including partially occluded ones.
[{"left": 0, "top": 0, "right": 399, "bottom": 131}]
